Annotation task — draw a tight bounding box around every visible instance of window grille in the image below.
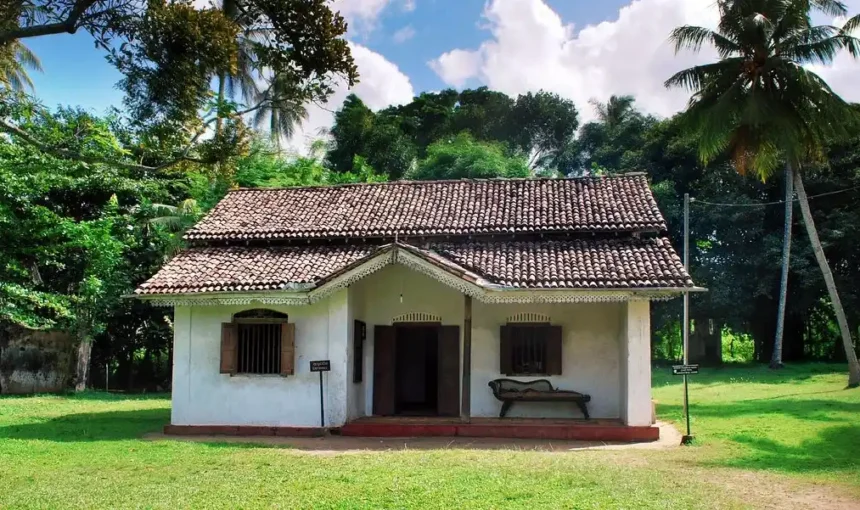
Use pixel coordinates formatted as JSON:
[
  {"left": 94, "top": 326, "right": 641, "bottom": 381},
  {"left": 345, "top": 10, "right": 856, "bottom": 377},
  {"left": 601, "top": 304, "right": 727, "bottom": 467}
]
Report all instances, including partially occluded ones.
[
  {"left": 237, "top": 323, "right": 282, "bottom": 374},
  {"left": 509, "top": 325, "right": 549, "bottom": 375}
]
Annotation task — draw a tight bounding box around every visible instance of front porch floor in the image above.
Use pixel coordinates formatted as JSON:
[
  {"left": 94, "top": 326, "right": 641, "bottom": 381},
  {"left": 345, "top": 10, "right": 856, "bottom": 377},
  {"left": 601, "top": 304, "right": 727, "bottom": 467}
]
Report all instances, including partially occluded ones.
[{"left": 339, "top": 417, "right": 660, "bottom": 443}]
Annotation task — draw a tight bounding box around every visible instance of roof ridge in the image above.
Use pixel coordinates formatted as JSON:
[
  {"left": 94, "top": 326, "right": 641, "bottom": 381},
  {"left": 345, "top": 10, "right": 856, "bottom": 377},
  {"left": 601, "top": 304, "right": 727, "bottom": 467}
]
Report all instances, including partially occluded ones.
[{"left": 227, "top": 172, "right": 648, "bottom": 193}]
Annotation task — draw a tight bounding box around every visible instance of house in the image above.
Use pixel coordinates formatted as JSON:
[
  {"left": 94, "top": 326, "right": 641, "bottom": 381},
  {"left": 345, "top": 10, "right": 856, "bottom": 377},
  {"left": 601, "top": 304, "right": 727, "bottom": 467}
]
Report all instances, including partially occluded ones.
[{"left": 135, "top": 174, "right": 695, "bottom": 441}]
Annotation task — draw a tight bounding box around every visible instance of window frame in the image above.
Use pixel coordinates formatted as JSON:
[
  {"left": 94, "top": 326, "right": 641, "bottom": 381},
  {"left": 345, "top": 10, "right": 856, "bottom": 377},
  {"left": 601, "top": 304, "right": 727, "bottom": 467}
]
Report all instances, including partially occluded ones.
[
  {"left": 222, "top": 309, "right": 292, "bottom": 377},
  {"left": 500, "top": 322, "right": 562, "bottom": 376}
]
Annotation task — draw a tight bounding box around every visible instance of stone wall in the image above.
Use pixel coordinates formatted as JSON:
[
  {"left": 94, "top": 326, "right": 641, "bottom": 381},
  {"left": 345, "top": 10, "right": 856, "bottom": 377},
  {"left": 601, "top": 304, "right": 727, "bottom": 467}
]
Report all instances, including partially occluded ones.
[{"left": 0, "top": 324, "right": 76, "bottom": 394}]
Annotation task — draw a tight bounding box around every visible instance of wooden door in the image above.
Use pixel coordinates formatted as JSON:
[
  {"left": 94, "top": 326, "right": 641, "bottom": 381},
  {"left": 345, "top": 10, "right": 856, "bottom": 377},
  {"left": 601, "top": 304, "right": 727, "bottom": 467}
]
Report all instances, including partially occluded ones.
[
  {"left": 437, "top": 325, "right": 460, "bottom": 417},
  {"left": 373, "top": 325, "right": 396, "bottom": 416}
]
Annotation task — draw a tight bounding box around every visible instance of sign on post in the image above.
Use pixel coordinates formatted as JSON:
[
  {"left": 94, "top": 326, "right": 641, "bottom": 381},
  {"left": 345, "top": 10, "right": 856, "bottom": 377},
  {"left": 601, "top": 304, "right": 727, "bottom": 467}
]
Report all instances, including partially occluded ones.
[
  {"left": 672, "top": 364, "right": 699, "bottom": 376},
  {"left": 310, "top": 360, "right": 331, "bottom": 372},
  {"left": 310, "top": 360, "right": 331, "bottom": 427}
]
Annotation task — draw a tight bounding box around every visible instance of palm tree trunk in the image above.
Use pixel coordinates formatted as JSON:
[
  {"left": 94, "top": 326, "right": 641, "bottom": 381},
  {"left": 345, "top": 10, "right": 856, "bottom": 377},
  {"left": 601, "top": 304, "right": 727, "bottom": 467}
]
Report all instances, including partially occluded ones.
[
  {"left": 770, "top": 162, "right": 794, "bottom": 369},
  {"left": 215, "top": 72, "right": 226, "bottom": 138},
  {"left": 792, "top": 167, "right": 860, "bottom": 387}
]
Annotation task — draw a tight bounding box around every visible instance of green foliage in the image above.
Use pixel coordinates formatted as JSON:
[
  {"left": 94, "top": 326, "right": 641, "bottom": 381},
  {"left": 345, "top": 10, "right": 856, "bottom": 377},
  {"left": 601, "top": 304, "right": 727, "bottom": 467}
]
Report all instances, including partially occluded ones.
[
  {"left": 406, "top": 133, "right": 530, "bottom": 180},
  {"left": 0, "top": 41, "right": 41, "bottom": 92},
  {"left": 509, "top": 91, "right": 579, "bottom": 168},
  {"left": 237, "top": 138, "right": 387, "bottom": 189},
  {"left": 326, "top": 94, "right": 417, "bottom": 179},
  {"left": 327, "top": 88, "right": 578, "bottom": 179},
  {"left": 0, "top": 0, "right": 357, "bottom": 175},
  {"left": 0, "top": 283, "right": 73, "bottom": 330},
  {"left": 569, "top": 96, "right": 658, "bottom": 175},
  {"left": 111, "top": 0, "right": 239, "bottom": 128},
  {"left": 666, "top": 0, "right": 860, "bottom": 177}
]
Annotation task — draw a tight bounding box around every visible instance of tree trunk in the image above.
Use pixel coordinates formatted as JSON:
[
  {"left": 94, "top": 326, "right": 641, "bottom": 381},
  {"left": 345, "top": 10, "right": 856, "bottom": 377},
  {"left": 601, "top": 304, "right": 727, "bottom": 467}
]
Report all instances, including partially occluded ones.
[
  {"left": 74, "top": 338, "right": 93, "bottom": 392},
  {"left": 215, "top": 73, "right": 226, "bottom": 138},
  {"left": 792, "top": 168, "right": 860, "bottom": 387},
  {"left": 771, "top": 162, "right": 794, "bottom": 369}
]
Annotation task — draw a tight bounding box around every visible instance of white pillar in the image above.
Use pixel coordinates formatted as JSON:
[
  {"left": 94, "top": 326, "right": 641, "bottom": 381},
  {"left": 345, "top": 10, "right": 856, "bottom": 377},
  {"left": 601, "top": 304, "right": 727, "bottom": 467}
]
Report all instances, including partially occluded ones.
[
  {"left": 171, "top": 305, "right": 192, "bottom": 426},
  {"left": 621, "top": 300, "right": 652, "bottom": 426},
  {"left": 326, "top": 289, "right": 350, "bottom": 427}
]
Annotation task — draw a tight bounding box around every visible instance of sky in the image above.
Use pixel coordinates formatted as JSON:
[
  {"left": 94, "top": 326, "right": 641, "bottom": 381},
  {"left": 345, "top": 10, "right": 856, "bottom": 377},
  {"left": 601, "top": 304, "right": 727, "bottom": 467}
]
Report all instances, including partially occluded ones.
[{"left": 25, "top": 0, "right": 860, "bottom": 153}]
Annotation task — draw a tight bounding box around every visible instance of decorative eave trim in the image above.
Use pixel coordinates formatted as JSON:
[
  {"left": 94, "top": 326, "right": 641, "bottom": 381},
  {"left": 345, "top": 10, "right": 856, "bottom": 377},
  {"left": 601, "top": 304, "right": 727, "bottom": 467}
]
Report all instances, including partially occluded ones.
[
  {"left": 134, "top": 245, "right": 702, "bottom": 306},
  {"left": 136, "top": 292, "right": 311, "bottom": 307}
]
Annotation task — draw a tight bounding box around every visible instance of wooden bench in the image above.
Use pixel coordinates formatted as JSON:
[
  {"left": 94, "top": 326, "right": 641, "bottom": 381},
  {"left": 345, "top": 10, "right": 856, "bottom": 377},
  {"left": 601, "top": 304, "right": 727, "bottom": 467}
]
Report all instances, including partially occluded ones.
[{"left": 488, "top": 379, "right": 591, "bottom": 419}]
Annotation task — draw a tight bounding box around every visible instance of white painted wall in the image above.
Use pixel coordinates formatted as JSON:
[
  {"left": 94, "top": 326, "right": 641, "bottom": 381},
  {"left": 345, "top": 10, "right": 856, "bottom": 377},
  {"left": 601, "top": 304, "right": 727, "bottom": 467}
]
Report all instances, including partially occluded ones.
[
  {"left": 171, "top": 289, "right": 350, "bottom": 428},
  {"left": 470, "top": 301, "right": 624, "bottom": 419}
]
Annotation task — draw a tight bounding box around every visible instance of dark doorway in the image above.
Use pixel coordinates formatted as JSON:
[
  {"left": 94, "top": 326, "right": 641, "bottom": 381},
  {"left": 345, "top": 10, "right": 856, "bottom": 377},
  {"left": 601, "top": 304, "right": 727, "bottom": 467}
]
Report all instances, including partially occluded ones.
[
  {"left": 394, "top": 326, "right": 439, "bottom": 416},
  {"left": 373, "top": 324, "right": 460, "bottom": 418}
]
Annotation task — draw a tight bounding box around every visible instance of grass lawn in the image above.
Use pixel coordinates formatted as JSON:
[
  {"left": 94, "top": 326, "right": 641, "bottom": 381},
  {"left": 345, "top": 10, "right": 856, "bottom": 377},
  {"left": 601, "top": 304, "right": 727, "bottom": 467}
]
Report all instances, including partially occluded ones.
[{"left": 1, "top": 364, "right": 858, "bottom": 509}]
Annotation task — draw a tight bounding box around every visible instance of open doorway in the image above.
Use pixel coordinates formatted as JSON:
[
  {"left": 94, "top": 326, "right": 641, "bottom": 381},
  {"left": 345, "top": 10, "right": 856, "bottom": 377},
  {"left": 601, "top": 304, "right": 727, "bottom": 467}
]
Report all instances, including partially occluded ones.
[
  {"left": 373, "top": 324, "right": 460, "bottom": 417},
  {"left": 394, "top": 326, "right": 439, "bottom": 416}
]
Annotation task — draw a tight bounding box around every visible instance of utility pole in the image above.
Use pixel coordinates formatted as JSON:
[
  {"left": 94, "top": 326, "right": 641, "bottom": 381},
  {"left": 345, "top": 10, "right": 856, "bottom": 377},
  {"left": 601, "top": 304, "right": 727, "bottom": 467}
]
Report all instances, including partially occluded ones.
[{"left": 682, "top": 193, "right": 693, "bottom": 444}]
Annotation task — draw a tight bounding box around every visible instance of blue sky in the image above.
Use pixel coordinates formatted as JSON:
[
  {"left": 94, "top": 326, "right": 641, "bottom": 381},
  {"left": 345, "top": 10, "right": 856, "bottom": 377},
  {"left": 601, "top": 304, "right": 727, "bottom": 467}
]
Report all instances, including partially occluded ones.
[
  {"left": 22, "top": 0, "right": 860, "bottom": 151},
  {"left": 25, "top": 0, "right": 634, "bottom": 115}
]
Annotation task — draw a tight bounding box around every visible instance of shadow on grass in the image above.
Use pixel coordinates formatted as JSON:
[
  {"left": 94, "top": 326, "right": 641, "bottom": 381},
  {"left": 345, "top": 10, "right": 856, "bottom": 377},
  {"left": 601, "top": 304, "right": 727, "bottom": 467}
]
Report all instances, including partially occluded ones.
[
  {"left": 709, "top": 425, "right": 860, "bottom": 475},
  {"left": 0, "top": 409, "right": 169, "bottom": 442},
  {"left": 652, "top": 363, "right": 850, "bottom": 388},
  {"left": 659, "top": 398, "right": 860, "bottom": 423},
  {"left": 0, "top": 392, "right": 170, "bottom": 402}
]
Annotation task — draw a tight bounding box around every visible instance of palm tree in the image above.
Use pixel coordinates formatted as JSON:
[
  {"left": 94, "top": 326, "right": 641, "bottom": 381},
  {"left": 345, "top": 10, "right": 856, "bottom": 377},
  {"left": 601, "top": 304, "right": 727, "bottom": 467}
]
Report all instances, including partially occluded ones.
[
  {"left": 666, "top": 0, "right": 860, "bottom": 386},
  {"left": 0, "top": 41, "right": 42, "bottom": 91},
  {"left": 589, "top": 95, "right": 636, "bottom": 128},
  {"left": 214, "top": 0, "right": 307, "bottom": 145}
]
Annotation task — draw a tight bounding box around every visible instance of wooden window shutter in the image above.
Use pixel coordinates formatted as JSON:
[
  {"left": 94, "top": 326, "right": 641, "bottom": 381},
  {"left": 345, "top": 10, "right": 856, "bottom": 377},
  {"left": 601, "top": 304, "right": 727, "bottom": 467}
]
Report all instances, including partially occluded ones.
[
  {"left": 545, "top": 325, "right": 563, "bottom": 375},
  {"left": 437, "top": 326, "right": 461, "bottom": 417},
  {"left": 280, "top": 323, "right": 295, "bottom": 376},
  {"left": 220, "top": 323, "right": 238, "bottom": 374},
  {"left": 373, "top": 326, "right": 397, "bottom": 416},
  {"left": 499, "top": 325, "right": 513, "bottom": 375}
]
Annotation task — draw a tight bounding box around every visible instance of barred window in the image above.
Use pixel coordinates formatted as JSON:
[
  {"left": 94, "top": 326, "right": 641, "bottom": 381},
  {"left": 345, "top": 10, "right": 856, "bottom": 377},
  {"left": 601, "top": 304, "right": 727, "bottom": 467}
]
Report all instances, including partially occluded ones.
[
  {"left": 500, "top": 324, "right": 562, "bottom": 376},
  {"left": 238, "top": 323, "right": 282, "bottom": 374},
  {"left": 221, "top": 309, "right": 294, "bottom": 376},
  {"left": 510, "top": 325, "right": 548, "bottom": 374}
]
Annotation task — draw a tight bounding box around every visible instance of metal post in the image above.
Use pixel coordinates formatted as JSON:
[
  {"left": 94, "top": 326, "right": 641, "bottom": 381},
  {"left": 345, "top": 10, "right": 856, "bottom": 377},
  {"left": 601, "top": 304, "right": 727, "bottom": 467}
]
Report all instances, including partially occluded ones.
[
  {"left": 105, "top": 363, "right": 109, "bottom": 392},
  {"left": 319, "top": 371, "right": 325, "bottom": 428},
  {"left": 682, "top": 193, "right": 693, "bottom": 444}
]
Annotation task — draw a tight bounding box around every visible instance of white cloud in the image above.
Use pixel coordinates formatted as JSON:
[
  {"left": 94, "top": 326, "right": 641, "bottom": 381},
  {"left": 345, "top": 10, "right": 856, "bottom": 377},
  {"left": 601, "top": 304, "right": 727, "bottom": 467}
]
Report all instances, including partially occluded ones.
[
  {"left": 428, "top": 49, "right": 484, "bottom": 88},
  {"left": 401, "top": 0, "right": 416, "bottom": 12},
  {"left": 429, "top": 0, "right": 860, "bottom": 123},
  {"left": 332, "top": 0, "right": 398, "bottom": 35},
  {"left": 286, "top": 43, "right": 415, "bottom": 154},
  {"left": 393, "top": 25, "right": 416, "bottom": 43}
]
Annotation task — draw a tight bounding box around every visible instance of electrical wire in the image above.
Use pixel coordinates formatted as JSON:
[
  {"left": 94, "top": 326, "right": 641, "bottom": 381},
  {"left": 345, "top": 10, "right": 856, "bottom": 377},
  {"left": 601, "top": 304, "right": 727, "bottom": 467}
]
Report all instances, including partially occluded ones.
[{"left": 690, "top": 185, "right": 860, "bottom": 207}]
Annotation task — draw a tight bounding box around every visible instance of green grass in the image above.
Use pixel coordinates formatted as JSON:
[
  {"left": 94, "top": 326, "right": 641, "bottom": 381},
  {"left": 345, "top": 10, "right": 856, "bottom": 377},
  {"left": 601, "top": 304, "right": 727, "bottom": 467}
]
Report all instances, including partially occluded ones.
[{"left": 1, "top": 364, "right": 858, "bottom": 509}]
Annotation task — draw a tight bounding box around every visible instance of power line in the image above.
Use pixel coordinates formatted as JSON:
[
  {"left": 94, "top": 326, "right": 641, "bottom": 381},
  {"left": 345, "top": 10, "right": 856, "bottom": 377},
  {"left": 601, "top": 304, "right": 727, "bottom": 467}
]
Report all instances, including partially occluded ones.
[{"left": 691, "top": 185, "right": 860, "bottom": 208}]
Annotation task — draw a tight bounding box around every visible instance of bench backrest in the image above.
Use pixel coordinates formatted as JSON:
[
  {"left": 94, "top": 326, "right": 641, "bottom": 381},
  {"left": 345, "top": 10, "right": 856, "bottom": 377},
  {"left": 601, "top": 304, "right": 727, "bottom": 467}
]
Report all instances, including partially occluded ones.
[{"left": 488, "top": 378, "right": 554, "bottom": 396}]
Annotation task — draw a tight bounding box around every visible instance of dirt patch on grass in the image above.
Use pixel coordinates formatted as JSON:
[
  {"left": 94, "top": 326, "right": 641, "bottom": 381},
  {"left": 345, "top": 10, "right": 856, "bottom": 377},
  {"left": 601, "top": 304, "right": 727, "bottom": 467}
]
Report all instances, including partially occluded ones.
[{"left": 691, "top": 468, "right": 860, "bottom": 510}]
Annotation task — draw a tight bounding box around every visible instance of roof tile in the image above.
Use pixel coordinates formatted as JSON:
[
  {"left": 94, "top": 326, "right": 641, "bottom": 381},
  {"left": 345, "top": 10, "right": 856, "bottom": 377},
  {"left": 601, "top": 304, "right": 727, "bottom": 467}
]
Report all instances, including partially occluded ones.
[
  {"left": 135, "top": 238, "right": 692, "bottom": 295},
  {"left": 185, "top": 175, "right": 666, "bottom": 241}
]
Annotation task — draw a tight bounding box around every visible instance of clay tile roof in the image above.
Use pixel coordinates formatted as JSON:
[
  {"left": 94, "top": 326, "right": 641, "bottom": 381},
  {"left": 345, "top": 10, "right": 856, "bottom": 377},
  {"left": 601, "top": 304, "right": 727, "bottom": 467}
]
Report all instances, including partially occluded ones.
[
  {"left": 135, "top": 244, "right": 378, "bottom": 295},
  {"left": 425, "top": 237, "right": 693, "bottom": 289},
  {"left": 135, "top": 238, "right": 693, "bottom": 295},
  {"left": 184, "top": 174, "right": 666, "bottom": 241}
]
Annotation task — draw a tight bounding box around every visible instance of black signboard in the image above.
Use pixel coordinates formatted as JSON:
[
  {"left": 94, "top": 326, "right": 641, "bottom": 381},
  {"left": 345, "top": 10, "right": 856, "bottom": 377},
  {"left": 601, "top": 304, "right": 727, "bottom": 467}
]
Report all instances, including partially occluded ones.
[
  {"left": 672, "top": 364, "right": 699, "bottom": 375},
  {"left": 310, "top": 360, "right": 331, "bottom": 372}
]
